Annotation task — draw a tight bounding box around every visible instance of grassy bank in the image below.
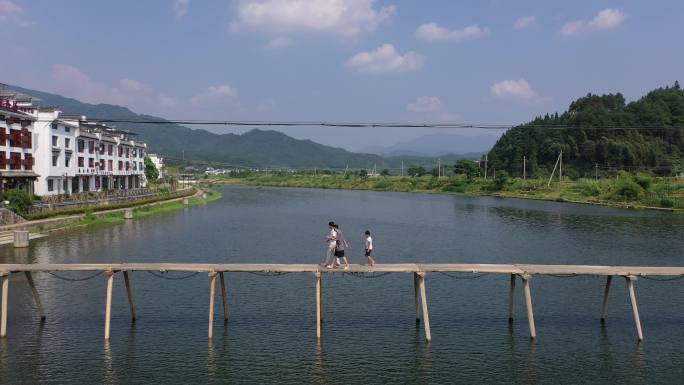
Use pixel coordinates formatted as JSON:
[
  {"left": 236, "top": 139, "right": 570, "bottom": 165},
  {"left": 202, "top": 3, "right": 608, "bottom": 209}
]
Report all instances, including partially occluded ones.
[
  {"left": 210, "top": 174, "right": 684, "bottom": 211},
  {"left": 32, "top": 188, "right": 222, "bottom": 233},
  {"left": 26, "top": 188, "right": 197, "bottom": 220}
]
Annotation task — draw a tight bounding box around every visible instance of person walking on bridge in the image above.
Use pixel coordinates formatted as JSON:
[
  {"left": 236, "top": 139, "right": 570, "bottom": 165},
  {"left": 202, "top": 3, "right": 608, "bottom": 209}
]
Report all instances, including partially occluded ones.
[
  {"left": 322, "top": 221, "right": 337, "bottom": 268},
  {"left": 333, "top": 224, "right": 350, "bottom": 270}
]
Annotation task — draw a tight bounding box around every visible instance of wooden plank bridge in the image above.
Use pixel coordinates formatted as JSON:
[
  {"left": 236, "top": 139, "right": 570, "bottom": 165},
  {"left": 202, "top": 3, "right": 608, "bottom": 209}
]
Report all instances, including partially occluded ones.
[{"left": 1, "top": 263, "right": 683, "bottom": 343}]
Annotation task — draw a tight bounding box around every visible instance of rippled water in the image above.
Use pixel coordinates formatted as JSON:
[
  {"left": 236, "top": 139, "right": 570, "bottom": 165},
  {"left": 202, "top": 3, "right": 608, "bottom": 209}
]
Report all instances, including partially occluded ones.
[{"left": 1, "top": 185, "right": 683, "bottom": 384}]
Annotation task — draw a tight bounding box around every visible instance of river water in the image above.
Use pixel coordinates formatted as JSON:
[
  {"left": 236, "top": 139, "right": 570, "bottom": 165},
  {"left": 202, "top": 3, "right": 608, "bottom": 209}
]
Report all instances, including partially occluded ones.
[{"left": 0, "top": 185, "right": 683, "bottom": 384}]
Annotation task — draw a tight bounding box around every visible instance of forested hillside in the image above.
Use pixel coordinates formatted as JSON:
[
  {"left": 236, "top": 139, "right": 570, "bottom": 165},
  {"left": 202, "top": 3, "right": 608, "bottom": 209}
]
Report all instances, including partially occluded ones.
[{"left": 488, "top": 83, "right": 684, "bottom": 177}]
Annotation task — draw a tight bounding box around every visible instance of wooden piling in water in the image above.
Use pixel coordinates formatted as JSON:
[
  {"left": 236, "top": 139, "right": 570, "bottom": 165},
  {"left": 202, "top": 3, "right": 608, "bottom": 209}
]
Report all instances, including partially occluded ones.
[
  {"left": 416, "top": 272, "right": 431, "bottom": 341},
  {"left": 24, "top": 272, "right": 45, "bottom": 321},
  {"left": 600, "top": 275, "right": 612, "bottom": 323},
  {"left": 104, "top": 271, "right": 114, "bottom": 340},
  {"left": 219, "top": 272, "right": 228, "bottom": 322},
  {"left": 508, "top": 273, "right": 516, "bottom": 323},
  {"left": 208, "top": 272, "right": 217, "bottom": 339},
  {"left": 123, "top": 271, "right": 136, "bottom": 321},
  {"left": 413, "top": 272, "right": 420, "bottom": 323},
  {"left": 315, "top": 272, "right": 322, "bottom": 339},
  {"left": 625, "top": 275, "right": 644, "bottom": 342},
  {"left": 1, "top": 273, "right": 8, "bottom": 337},
  {"left": 522, "top": 274, "right": 536, "bottom": 340}
]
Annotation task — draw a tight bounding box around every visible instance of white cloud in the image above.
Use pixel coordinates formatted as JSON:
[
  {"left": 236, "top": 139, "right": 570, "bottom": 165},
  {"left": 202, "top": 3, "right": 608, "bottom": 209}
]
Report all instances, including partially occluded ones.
[
  {"left": 490, "top": 79, "right": 537, "bottom": 101},
  {"left": 174, "top": 0, "right": 190, "bottom": 20},
  {"left": 231, "top": 0, "right": 396, "bottom": 38},
  {"left": 406, "top": 96, "right": 459, "bottom": 121},
  {"left": 560, "top": 8, "right": 626, "bottom": 37},
  {"left": 415, "top": 22, "right": 489, "bottom": 43},
  {"left": 345, "top": 44, "right": 425, "bottom": 74},
  {"left": 190, "top": 85, "right": 243, "bottom": 109},
  {"left": 0, "top": 0, "right": 31, "bottom": 26},
  {"left": 50, "top": 64, "right": 178, "bottom": 111},
  {"left": 407, "top": 96, "right": 445, "bottom": 114},
  {"left": 514, "top": 16, "right": 535, "bottom": 30},
  {"left": 264, "top": 36, "right": 295, "bottom": 50}
]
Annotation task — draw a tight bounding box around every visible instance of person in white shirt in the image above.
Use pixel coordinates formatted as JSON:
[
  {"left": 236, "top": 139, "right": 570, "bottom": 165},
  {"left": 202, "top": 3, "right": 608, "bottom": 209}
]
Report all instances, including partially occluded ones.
[
  {"left": 323, "top": 221, "right": 337, "bottom": 268},
  {"left": 364, "top": 230, "right": 375, "bottom": 266}
]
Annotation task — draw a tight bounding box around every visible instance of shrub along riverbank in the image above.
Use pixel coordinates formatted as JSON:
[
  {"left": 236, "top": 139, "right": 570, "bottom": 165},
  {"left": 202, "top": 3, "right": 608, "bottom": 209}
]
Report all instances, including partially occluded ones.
[{"left": 213, "top": 173, "right": 684, "bottom": 211}]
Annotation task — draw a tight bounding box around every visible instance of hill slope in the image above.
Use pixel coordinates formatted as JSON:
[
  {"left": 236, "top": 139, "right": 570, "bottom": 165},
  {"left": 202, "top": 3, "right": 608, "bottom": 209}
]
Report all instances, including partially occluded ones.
[
  {"left": 488, "top": 83, "right": 684, "bottom": 177},
  {"left": 10, "top": 85, "right": 384, "bottom": 168}
]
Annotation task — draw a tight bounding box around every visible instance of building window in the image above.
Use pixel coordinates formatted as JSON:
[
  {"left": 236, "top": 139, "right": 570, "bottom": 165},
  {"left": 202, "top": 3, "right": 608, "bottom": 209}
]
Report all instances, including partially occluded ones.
[
  {"left": 47, "top": 179, "right": 54, "bottom": 191},
  {"left": 65, "top": 138, "right": 70, "bottom": 149},
  {"left": 52, "top": 154, "right": 58, "bottom": 167},
  {"left": 63, "top": 178, "right": 68, "bottom": 192},
  {"left": 108, "top": 144, "right": 113, "bottom": 155},
  {"left": 88, "top": 141, "right": 94, "bottom": 154},
  {"left": 108, "top": 160, "right": 113, "bottom": 170},
  {"left": 88, "top": 158, "right": 94, "bottom": 168},
  {"left": 99, "top": 143, "right": 105, "bottom": 153},
  {"left": 65, "top": 126, "right": 70, "bottom": 133},
  {"left": 78, "top": 139, "right": 85, "bottom": 152},
  {"left": 118, "top": 161, "right": 123, "bottom": 170},
  {"left": 126, "top": 148, "right": 130, "bottom": 157},
  {"left": 52, "top": 135, "right": 58, "bottom": 147},
  {"left": 78, "top": 157, "right": 84, "bottom": 167},
  {"left": 51, "top": 123, "right": 57, "bottom": 130},
  {"left": 118, "top": 147, "right": 123, "bottom": 157},
  {"left": 65, "top": 156, "right": 71, "bottom": 167}
]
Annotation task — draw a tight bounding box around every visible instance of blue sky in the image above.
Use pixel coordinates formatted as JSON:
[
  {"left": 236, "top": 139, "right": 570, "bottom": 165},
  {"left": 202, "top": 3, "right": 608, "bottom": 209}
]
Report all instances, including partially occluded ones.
[{"left": 2, "top": 0, "right": 683, "bottom": 152}]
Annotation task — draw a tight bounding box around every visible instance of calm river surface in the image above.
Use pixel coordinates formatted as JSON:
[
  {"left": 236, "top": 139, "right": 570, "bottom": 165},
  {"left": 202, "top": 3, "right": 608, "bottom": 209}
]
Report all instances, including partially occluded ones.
[{"left": 1, "top": 185, "right": 684, "bottom": 384}]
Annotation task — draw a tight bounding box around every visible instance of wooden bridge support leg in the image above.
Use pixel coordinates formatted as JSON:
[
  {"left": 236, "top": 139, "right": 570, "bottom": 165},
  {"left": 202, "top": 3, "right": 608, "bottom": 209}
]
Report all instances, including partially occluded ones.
[
  {"left": 123, "top": 271, "right": 136, "bottom": 322},
  {"left": 104, "top": 271, "right": 114, "bottom": 340},
  {"left": 625, "top": 275, "right": 644, "bottom": 342},
  {"left": 315, "top": 272, "right": 322, "bottom": 339},
  {"left": 508, "top": 273, "right": 516, "bottom": 323},
  {"left": 417, "top": 272, "right": 431, "bottom": 342},
  {"left": 219, "top": 272, "right": 228, "bottom": 323},
  {"left": 208, "top": 272, "right": 217, "bottom": 339},
  {"left": 600, "top": 275, "right": 612, "bottom": 323},
  {"left": 1, "top": 274, "right": 8, "bottom": 337},
  {"left": 414, "top": 272, "right": 420, "bottom": 323},
  {"left": 25, "top": 272, "right": 45, "bottom": 321},
  {"left": 522, "top": 274, "right": 537, "bottom": 340}
]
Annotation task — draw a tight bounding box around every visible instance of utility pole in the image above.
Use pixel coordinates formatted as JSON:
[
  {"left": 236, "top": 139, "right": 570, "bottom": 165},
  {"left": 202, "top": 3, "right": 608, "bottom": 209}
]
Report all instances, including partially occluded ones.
[
  {"left": 547, "top": 152, "right": 562, "bottom": 187},
  {"left": 401, "top": 160, "right": 404, "bottom": 177},
  {"left": 523, "top": 156, "right": 526, "bottom": 180},
  {"left": 595, "top": 163, "right": 599, "bottom": 180},
  {"left": 484, "top": 154, "right": 488, "bottom": 180},
  {"left": 438, "top": 159, "right": 441, "bottom": 179},
  {"left": 559, "top": 150, "right": 563, "bottom": 183}
]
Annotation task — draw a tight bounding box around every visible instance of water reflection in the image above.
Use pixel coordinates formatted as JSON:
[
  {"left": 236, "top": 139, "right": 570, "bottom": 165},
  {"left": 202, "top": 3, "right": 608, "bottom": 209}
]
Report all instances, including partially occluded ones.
[{"left": 0, "top": 186, "right": 682, "bottom": 384}]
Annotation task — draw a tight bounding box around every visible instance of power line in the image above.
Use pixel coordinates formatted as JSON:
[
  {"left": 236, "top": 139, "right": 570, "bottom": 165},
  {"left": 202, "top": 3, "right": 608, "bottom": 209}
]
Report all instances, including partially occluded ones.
[{"left": 70, "top": 118, "right": 684, "bottom": 131}]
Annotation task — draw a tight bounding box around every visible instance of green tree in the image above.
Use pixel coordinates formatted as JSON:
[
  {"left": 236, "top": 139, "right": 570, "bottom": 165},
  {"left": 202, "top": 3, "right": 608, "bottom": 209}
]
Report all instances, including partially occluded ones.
[
  {"left": 380, "top": 169, "right": 390, "bottom": 176},
  {"left": 144, "top": 156, "right": 160, "bottom": 181},
  {"left": 406, "top": 165, "right": 426, "bottom": 177},
  {"left": 454, "top": 159, "right": 481, "bottom": 180},
  {"left": 3, "top": 188, "right": 33, "bottom": 216}
]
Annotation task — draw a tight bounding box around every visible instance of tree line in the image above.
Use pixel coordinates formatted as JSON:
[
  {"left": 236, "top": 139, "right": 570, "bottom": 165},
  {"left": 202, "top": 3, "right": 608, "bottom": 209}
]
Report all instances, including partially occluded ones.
[{"left": 486, "top": 82, "right": 684, "bottom": 177}]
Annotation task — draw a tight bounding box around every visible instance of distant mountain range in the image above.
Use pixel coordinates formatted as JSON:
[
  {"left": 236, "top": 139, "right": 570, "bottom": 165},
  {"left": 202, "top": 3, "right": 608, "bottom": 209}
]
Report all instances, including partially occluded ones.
[
  {"left": 361, "top": 133, "right": 500, "bottom": 157},
  {"left": 10, "top": 84, "right": 486, "bottom": 169}
]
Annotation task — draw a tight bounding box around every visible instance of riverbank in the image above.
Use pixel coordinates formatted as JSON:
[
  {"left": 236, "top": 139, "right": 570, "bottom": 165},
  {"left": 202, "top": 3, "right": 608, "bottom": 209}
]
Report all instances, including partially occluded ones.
[
  {"left": 26, "top": 187, "right": 222, "bottom": 234},
  {"left": 210, "top": 174, "right": 684, "bottom": 212}
]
